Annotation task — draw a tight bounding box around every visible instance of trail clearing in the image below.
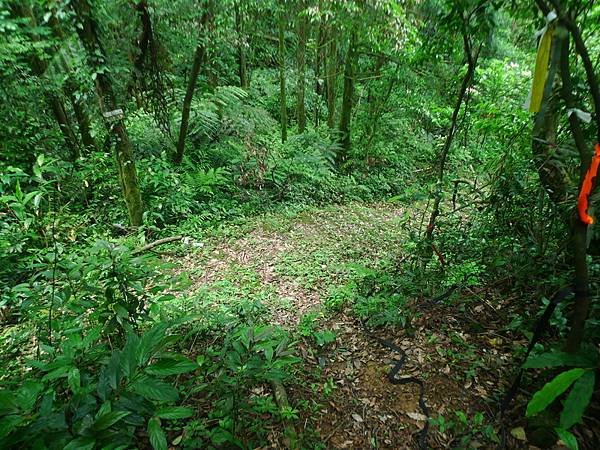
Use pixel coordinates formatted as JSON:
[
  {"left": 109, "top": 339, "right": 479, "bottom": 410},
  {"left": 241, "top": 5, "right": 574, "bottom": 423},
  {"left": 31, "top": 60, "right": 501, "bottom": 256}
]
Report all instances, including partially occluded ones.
[{"left": 173, "top": 203, "right": 521, "bottom": 449}]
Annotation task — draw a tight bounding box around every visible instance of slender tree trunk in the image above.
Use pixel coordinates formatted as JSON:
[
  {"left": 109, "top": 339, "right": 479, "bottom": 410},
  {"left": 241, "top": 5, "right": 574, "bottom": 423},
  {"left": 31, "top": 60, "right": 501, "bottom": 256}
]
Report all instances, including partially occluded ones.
[
  {"left": 532, "top": 117, "right": 563, "bottom": 191},
  {"left": 235, "top": 2, "right": 248, "bottom": 89},
  {"left": 175, "top": 45, "right": 205, "bottom": 164},
  {"left": 296, "top": 3, "right": 307, "bottom": 133},
  {"left": 128, "top": 0, "right": 152, "bottom": 106},
  {"left": 425, "top": 36, "right": 480, "bottom": 242},
  {"left": 50, "top": 15, "right": 97, "bottom": 153},
  {"left": 337, "top": 32, "right": 357, "bottom": 163},
  {"left": 314, "top": 13, "right": 325, "bottom": 128},
  {"left": 569, "top": 217, "right": 591, "bottom": 352},
  {"left": 174, "top": 4, "right": 211, "bottom": 164},
  {"left": 326, "top": 29, "right": 337, "bottom": 129},
  {"left": 49, "top": 96, "right": 80, "bottom": 159},
  {"left": 205, "top": 0, "right": 217, "bottom": 88},
  {"left": 278, "top": 7, "right": 287, "bottom": 143},
  {"left": 71, "top": 0, "right": 143, "bottom": 226},
  {"left": 363, "top": 56, "right": 385, "bottom": 146}
]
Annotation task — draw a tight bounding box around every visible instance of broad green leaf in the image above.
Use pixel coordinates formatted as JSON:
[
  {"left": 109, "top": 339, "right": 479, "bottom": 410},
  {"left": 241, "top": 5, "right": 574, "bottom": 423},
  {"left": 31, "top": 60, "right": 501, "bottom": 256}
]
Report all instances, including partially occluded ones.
[
  {"left": 15, "top": 380, "right": 43, "bottom": 412},
  {"left": 131, "top": 376, "right": 179, "bottom": 402},
  {"left": 42, "top": 365, "right": 70, "bottom": 381},
  {"left": 64, "top": 436, "right": 96, "bottom": 450},
  {"left": 30, "top": 193, "right": 43, "bottom": 210},
  {"left": 0, "top": 391, "right": 17, "bottom": 414},
  {"left": 120, "top": 333, "right": 140, "bottom": 377},
  {"left": 33, "top": 164, "right": 42, "bottom": 179},
  {"left": 148, "top": 417, "right": 167, "bottom": 450},
  {"left": 523, "top": 351, "right": 595, "bottom": 369},
  {"left": 68, "top": 368, "right": 81, "bottom": 393},
  {"left": 526, "top": 369, "right": 585, "bottom": 417},
  {"left": 155, "top": 406, "right": 194, "bottom": 419},
  {"left": 560, "top": 371, "right": 595, "bottom": 429},
  {"left": 23, "top": 191, "right": 37, "bottom": 206},
  {"left": 0, "top": 415, "right": 23, "bottom": 439},
  {"left": 555, "top": 428, "right": 579, "bottom": 450},
  {"left": 145, "top": 357, "right": 198, "bottom": 376},
  {"left": 105, "top": 351, "right": 122, "bottom": 390},
  {"left": 96, "top": 400, "right": 111, "bottom": 418},
  {"left": 137, "top": 324, "right": 168, "bottom": 365},
  {"left": 82, "top": 325, "right": 102, "bottom": 347},
  {"left": 92, "top": 410, "right": 130, "bottom": 431},
  {"left": 264, "top": 346, "right": 273, "bottom": 363},
  {"left": 39, "top": 392, "right": 54, "bottom": 416},
  {"left": 14, "top": 180, "right": 22, "bottom": 202}
]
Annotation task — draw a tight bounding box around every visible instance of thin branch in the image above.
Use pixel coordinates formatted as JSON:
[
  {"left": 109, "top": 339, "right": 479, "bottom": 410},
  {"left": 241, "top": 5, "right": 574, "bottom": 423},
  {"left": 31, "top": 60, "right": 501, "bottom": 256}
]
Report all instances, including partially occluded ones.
[{"left": 132, "top": 235, "right": 183, "bottom": 255}]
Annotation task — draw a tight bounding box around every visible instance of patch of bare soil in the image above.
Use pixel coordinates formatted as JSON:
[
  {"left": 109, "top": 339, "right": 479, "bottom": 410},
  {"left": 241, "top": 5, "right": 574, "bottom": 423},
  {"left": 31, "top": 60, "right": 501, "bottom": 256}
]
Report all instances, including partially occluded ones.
[
  {"left": 289, "top": 305, "right": 511, "bottom": 449},
  {"left": 292, "top": 313, "right": 429, "bottom": 449}
]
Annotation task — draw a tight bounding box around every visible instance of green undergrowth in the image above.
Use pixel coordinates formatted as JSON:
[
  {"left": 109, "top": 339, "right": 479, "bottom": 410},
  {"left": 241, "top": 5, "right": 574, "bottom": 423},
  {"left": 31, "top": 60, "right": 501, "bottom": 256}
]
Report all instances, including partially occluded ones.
[{"left": 2, "top": 161, "right": 595, "bottom": 449}]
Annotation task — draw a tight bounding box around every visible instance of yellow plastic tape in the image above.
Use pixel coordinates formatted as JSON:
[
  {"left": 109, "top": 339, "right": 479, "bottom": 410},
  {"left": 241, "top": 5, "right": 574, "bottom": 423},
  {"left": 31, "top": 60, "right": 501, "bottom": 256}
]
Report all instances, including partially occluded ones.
[{"left": 529, "top": 27, "right": 554, "bottom": 113}]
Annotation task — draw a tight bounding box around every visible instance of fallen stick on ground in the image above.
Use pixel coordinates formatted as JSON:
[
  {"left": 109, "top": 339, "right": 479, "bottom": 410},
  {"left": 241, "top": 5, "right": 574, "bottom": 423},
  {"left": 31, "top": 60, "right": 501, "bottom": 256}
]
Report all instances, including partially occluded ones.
[
  {"left": 271, "top": 380, "right": 298, "bottom": 449},
  {"left": 133, "top": 235, "right": 183, "bottom": 255}
]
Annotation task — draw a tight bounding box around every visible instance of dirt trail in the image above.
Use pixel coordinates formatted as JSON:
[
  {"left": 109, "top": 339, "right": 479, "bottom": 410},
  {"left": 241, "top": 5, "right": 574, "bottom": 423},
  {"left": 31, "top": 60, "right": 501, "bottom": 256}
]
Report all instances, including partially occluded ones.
[
  {"left": 178, "top": 203, "right": 414, "bottom": 327},
  {"left": 176, "top": 203, "right": 513, "bottom": 449}
]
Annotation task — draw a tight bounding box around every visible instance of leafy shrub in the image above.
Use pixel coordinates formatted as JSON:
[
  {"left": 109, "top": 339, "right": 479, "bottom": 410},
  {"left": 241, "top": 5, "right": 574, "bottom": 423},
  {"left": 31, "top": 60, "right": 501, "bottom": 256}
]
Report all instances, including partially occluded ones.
[
  {"left": 0, "top": 323, "right": 198, "bottom": 450},
  {"left": 523, "top": 347, "right": 599, "bottom": 450},
  {"left": 268, "top": 131, "right": 337, "bottom": 201},
  {"left": 1, "top": 156, "right": 63, "bottom": 319},
  {"left": 189, "top": 325, "right": 300, "bottom": 448},
  {"left": 69, "top": 151, "right": 128, "bottom": 225},
  {"left": 56, "top": 241, "right": 174, "bottom": 338},
  {"left": 339, "top": 264, "right": 415, "bottom": 328},
  {"left": 430, "top": 410, "right": 498, "bottom": 447},
  {"left": 127, "top": 110, "right": 173, "bottom": 159},
  {"left": 139, "top": 154, "right": 195, "bottom": 225},
  {"left": 8, "top": 236, "right": 176, "bottom": 345}
]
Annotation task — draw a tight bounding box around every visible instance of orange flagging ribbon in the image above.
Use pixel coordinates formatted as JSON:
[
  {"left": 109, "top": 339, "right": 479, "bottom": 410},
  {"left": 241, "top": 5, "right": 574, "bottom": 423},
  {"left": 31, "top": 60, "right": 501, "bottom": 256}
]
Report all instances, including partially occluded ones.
[{"left": 577, "top": 143, "right": 600, "bottom": 225}]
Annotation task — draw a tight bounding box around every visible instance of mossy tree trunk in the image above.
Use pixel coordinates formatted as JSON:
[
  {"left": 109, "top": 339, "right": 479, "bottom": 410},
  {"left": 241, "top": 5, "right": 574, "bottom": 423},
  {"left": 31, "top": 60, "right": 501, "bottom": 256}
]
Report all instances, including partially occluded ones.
[{"left": 71, "top": 0, "right": 143, "bottom": 226}]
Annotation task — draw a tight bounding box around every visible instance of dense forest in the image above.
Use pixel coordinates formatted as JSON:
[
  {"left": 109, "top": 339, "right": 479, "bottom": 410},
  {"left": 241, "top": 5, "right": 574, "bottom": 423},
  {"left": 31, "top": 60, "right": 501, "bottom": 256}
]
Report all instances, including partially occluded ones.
[{"left": 1, "top": 0, "right": 599, "bottom": 448}]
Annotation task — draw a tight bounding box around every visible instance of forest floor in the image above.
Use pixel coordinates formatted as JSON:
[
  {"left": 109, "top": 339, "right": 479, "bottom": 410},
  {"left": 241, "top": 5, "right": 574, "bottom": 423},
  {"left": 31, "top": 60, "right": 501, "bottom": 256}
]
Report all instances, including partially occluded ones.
[{"left": 172, "top": 202, "right": 527, "bottom": 449}]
